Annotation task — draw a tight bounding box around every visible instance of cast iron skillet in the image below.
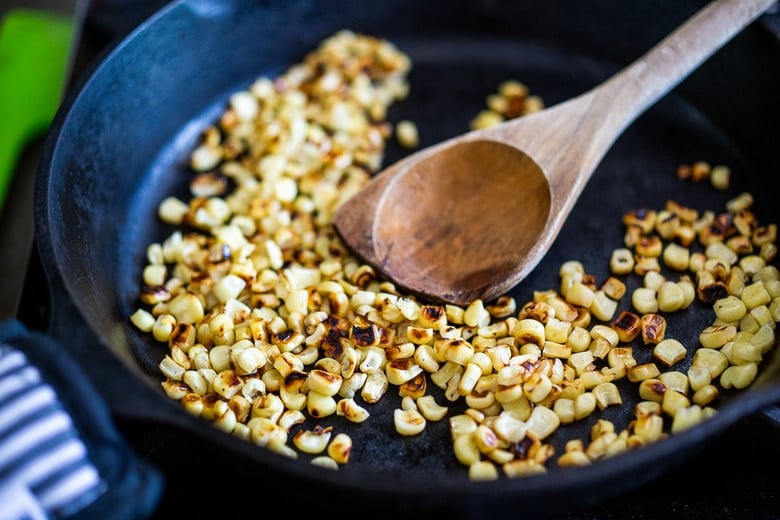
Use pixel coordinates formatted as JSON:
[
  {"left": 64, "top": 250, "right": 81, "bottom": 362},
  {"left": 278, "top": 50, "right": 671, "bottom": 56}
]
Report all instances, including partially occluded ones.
[{"left": 35, "top": 0, "right": 780, "bottom": 516}]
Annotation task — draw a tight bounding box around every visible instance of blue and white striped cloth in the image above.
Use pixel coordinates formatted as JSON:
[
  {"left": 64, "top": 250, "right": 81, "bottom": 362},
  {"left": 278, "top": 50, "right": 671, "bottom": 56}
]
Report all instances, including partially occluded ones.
[{"left": 0, "top": 345, "right": 105, "bottom": 520}]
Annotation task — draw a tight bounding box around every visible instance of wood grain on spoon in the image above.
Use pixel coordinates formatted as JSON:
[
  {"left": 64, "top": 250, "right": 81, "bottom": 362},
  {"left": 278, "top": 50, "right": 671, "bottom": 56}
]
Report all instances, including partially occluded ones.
[{"left": 334, "top": 0, "right": 776, "bottom": 306}]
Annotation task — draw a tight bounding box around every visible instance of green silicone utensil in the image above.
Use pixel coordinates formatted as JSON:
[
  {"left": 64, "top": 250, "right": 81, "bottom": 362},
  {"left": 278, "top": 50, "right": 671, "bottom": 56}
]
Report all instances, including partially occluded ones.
[{"left": 0, "top": 7, "right": 77, "bottom": 215}]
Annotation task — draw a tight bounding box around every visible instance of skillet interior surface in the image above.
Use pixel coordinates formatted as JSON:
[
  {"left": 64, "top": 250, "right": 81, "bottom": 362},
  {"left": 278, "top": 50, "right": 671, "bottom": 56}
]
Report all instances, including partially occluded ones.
[{"left": 35, "top": 0, "right": 780, "bottom": 515}]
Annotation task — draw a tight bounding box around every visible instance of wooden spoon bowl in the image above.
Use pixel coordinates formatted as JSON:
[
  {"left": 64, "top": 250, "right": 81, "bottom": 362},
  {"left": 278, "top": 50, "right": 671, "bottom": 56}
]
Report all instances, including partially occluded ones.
[{"left": 335, "top": 0, "right": 776, "bottom": 305}]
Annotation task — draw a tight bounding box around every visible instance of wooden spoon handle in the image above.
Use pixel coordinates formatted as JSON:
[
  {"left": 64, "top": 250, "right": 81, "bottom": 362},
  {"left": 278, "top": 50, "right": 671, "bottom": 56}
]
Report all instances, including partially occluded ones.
[
  {"left": 482, "top": 0, "right": 775, "bottom": 232},
  {"left": 593, "top": 0, "right": 776, "bottom": 142}
]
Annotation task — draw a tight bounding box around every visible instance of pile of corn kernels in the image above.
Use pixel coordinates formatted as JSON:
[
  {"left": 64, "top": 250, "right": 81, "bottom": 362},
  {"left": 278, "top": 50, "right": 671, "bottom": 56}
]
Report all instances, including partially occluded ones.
[{"left": 130, "top": 30, "right": 779, "bottom": 479}]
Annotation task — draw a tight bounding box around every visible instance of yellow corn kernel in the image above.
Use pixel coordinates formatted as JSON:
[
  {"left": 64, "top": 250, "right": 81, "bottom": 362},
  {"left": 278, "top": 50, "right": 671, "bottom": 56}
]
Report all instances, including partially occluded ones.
[
  {"left": 653, "top": 339, "right": 687, "bottom": 368},
  {"left": 661, "top": 389, "right": 690, "bottom": 418},
  {"left": 590, "top": 291, "right": 618, "bottom": 322},
  {"left": 632, "top": 287, "right": 658, "bottom": 314},
  {"left": 699, "top": 324, "right": 737, "bottom": 349},
  {"left": 610, "top": 248, "right": 635, "bottom": 275},
  {"left": 720, "top": 362, "right": 758, "bottom": 389},
  {"left": 512, "top": 318, "right": 546, "bottom": 347},
  {"left": 638, "top": 378, "right": 667, "bottom": 402},
  {"left": 628, "top": 363, "right": 661, "bottom": 383},
  {"left": 574, "top": 392, "right": 597, "bottom": 421},
  {"left": 592, "top": 382, "right": 622, "bottom": 410},
  {"left": 692, "top": 348, "right": 729, "bottom": 378},
  {"left": 293, "top": 426, "right": 333, "bottom": 454},
  {"left": 657, "top": 281, "right": 685, "bottom": 312},
  {"left": 741, "top": 281, "right": 771, "bottom": 309},
  {"left": 663, "top": 242, "right": 690, "bottom": 271},
  {"left": 692, "top": 384, "right": 719, "bottom": 407}
]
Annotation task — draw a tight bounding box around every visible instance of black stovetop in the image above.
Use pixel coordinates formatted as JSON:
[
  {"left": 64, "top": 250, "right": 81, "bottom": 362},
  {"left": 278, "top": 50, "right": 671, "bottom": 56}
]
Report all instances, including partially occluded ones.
[{"left": 14, "top": 2, "right": 780, "bottom": 518}]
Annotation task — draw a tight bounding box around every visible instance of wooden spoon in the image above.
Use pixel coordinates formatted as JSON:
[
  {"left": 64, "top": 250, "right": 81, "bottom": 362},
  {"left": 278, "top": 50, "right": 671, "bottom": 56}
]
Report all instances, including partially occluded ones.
[{"left": 334, "top": 0, "right": 776, "bottom": 306}]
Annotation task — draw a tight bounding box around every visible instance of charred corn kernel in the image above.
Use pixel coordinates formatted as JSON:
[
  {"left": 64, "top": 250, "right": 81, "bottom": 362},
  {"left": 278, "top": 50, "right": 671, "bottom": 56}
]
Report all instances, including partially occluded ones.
[
  {"left": 590, "top": 291, "right": 618, "bottom": 322},
  {"left": 761, "top": 243, "right": 778, "bottom": 262},
  {"left": 635, "top": 235, "right": 663, "bottom": 257},
  {"left": 721, "top": 362, "right": 758, "bottom": 389},
  {"left": 661, "top": 389, "right": 690, "bottom": 418},
  {"left": 698, "top": 324, "right": 737, "bottom": 349},
  {"left": 327, "top": 433, "right": 352, "bottom": 465},
  {"left": 477, "top": 321, "right": 509, "bottom": 339},
  {"left": 610, "top": 248, "right": 635, "bottom": 275},
  {"left": 632, "top": 288, "right": 658, "bottom": 314},
  {"left": 741, "top": 281, "right": 771, "bottom": 309},
  {"left": 513, "top": 318, "right": 546, "bottom": 347},
  {"left": 692, "top": 348, "right": 729, "bottom": 378},
  {"left": 386, "top": 358, "right": 424, "bottom": 386},
  {"left": 654, "top": 210, "right": 680, "bottom": 239},
  {"left": 574, "top": 392, "right": 598, "bottom": 421},
  {"left": 541, "top": 341, "right": 571, "bottom": 359},
  {"left": 624, "top": 208, "right": 656, "bottom": 233},
  {"left": 336, "top": 397, "right": 370, "bottom": 423},
  {"left": 628, "top": 363, "right": 661, "bottom": 383},
  {"left": 638, "top": 379, "right": 667, "bottom": 402},
  {"left": 657, "top": 282, "right": 685, "bottom": 312},
  {"left": 633, "top": 413, "right": 664, "bottom": 443},
  {"left": 653, "top": 339, "right": 686, "bottom": 367},
  {"left": 278, "top": 409, "right": 305, "bottom": 432},
  {"left": 407, "top": 326, "right": 434, "bottom": 345},
  {"left": 293, "top": 426, "right": 332, "bottom": 454},
  {"left": 640, "top": 313, "right": 666, "bottom": 344},
  {"left": 398, "top": 372, "right": 427, "bottom": 399},
  {"left": 307, "top": 391, "right": 338, "bottom": 418},
  {"left": 611, "top": 310, "right": 641, "bottom": 343},
  {"left": 634, "top": 255, "right": 661, "bottom": 276},
  {"left": 692, "top": 384, "right": 719, "bottom": 406},
  {"left": 752, "top": 224, "right": 777, "bottom": 247},
  {"left": 394, "top": 408, "right": 426, "bottom": 436},
  {"left": 473, "top": 424, "right": 500, "bottom": 454},
  {"left": 601, "top": 277, "right": 626, "bottom": 300}
]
